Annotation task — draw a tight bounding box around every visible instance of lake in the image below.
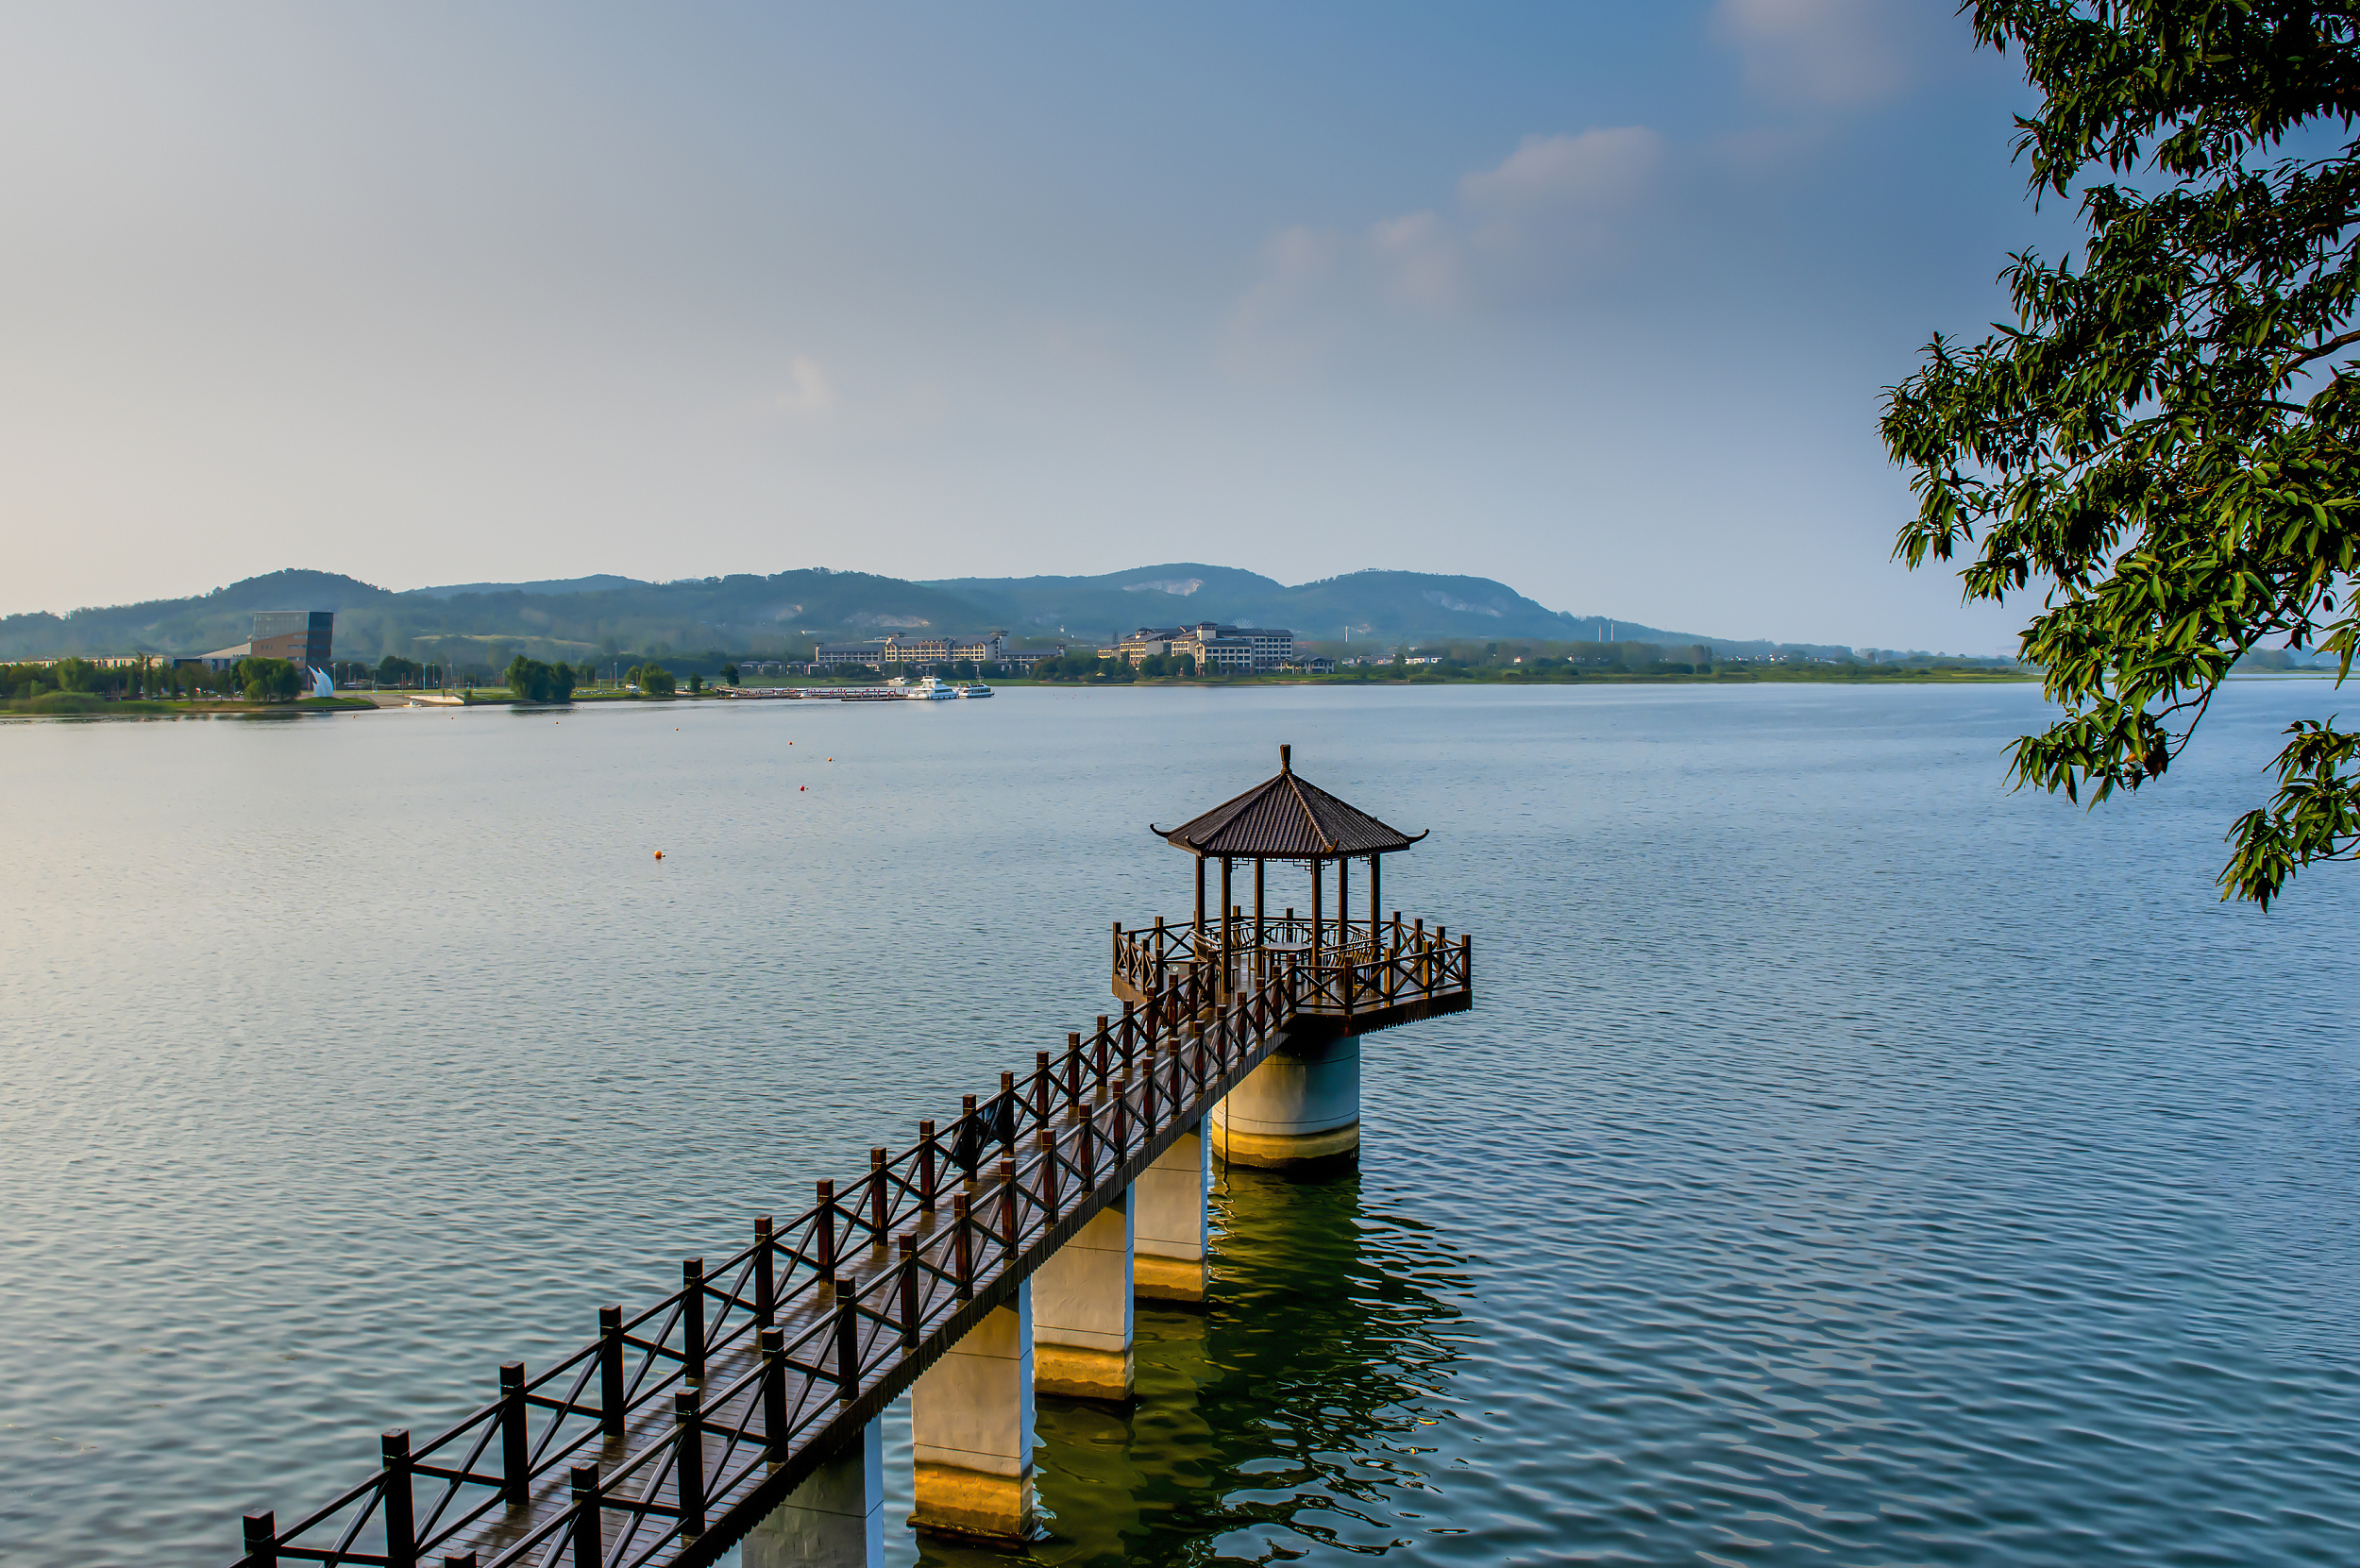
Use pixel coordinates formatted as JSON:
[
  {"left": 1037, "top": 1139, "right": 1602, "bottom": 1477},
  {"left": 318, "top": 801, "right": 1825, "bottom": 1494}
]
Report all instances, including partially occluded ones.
[{"left": 3, "top": 682, "right": 2355, "bottom": 1566}]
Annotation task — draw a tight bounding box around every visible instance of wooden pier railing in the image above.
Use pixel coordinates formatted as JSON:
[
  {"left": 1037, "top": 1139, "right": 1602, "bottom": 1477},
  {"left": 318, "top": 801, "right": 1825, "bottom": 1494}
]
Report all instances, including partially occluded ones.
[
  {"left": 1112, "top": 913, "right": 1469, "bottom": 1023},
  {"left": 230, "top": 919, "right": 1470, "bottom": 1568}
]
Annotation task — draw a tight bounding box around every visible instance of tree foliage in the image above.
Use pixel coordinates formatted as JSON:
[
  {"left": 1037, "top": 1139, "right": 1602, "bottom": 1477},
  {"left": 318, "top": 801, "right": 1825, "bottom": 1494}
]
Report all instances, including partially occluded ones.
[
  {"left": 1883, "top": 0, "right": 2360, "bottom": 907},
  {"left": 505, "top": 654, "right": 578, "bottom": 702},
  {"left": 238, "top": 657, "right": 303, "bottom": 702}
]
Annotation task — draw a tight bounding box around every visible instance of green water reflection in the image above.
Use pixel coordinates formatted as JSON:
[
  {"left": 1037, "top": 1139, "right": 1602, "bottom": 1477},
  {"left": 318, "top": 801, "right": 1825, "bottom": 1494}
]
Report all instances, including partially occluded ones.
[{"left": 919, "top": 1162, "right": 1468, "bottom": 1567}]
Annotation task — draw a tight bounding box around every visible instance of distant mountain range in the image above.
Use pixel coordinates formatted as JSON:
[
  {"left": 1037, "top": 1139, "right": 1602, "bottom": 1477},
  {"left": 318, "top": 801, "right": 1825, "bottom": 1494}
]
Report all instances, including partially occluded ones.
[{"left": 0, "top": 564, "right": 1859, "bottom": 666}]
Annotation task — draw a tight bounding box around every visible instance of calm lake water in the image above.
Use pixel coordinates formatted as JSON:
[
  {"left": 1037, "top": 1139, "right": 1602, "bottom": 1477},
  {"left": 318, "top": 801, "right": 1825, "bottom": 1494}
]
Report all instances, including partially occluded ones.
[{"left": 4, "top": 683, "right": 2357, "bottom": 1567}]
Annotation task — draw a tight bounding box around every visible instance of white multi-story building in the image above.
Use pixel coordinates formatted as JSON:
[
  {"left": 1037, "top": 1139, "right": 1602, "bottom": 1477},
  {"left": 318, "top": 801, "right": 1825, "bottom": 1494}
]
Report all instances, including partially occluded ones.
[
  {"left": 811, "top": 632, "right": 1008, "bottom": 669},
  {"left": 1117, "top": 622, "right": 1294, "bottom": 672}
]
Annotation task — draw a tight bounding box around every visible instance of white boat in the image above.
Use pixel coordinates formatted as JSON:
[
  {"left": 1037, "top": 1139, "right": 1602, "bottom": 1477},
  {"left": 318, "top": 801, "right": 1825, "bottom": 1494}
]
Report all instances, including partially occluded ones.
[
  {"left": 957, "top": 683, "right": 993, "bottom": 698},
  {"left": 906, "top": 674, "right": 959, "bottom": 700}
]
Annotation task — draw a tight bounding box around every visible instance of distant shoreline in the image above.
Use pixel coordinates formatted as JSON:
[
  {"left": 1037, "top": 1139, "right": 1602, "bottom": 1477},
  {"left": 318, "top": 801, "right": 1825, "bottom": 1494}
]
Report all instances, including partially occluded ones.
[{"left": 0, "top": 668, "right": 2051, "bottom": 719}]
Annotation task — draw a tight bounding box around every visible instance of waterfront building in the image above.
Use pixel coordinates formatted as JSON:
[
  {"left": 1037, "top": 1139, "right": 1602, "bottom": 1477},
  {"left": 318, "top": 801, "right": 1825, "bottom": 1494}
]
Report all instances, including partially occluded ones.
[
  {"left": 810, "top": 632, "right": 1008, "bottom": 669},
  {"left": 1116, "top": 621, "right": 1294, "bottom": 671},
  {"left": 184, "top": 611, "right": 334, "bottom": 672},
  {"left": 250, "top": 612, "right": 334, "bottom": 667}
]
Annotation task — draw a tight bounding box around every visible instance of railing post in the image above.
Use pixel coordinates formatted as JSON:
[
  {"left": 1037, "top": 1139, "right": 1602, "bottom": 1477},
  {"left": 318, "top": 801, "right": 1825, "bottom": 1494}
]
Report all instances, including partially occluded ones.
[
  {"left": 998, "top": 1158, "right": 1019, "bottom": 1253},
  {"left": 1066, "top": 1033, "right": 1083, "bottom": 1102},
  {"left": 500, "top": 1361, "right": 529, "bottom": 1507},
  {"left": 1121, "top": 1001, "right": 1136, "bottom": 1069},
  {"left": 817, "top": 1181, "right": 836, "bottom": 1283},
  {"left": 999, "top": 1072, "right": 1017, "bottom": 1152},
  {"left": 1111, "top": 1077, "right": 1130, "bottom": 1155},
  {"left": 683, "top": 1258, "right": 705, "bottom": 1384},
  {"left": 1078, "top": 1104, "right": 1096, "bottom": 1184},
  {"left": 381, "top": 1429, "right": 415, "bottom": 1568},
  {"left": 834, "top": 1294, "right": 860, "bottom": 1405},
  {"left": 1460, "top": 933, "right": 1470, "bottom": 986},
  {"left": 761, "top": 1325, "right": 787, "bottom": 1461},
  {"left": 1141, "top": 1058, "right": 1158, "bottom": 1134},
  {"left": 599, "top": 1307, "right": 625, "bottom": 1440},
  {"left": 953, "top": 1194, "right": 974, "bottom": 1297},
  {"left": 1094, "top": 1017, "right": 1110, "bottom": 1082},
  {"left": 899, "top": 1235, "right": 920, "bottom": 1347},
  {"left": 569, "top": 1464, "right": 600, "bottom": 1568},
  {"left": 869, "top": 1149, "right": 889, "bottom": 1239},
  {"left": 674, "top": 1388, "right": 704, "bottom": 1538},
  {"left": 1038, "top": 1127, "right": 1060, "bottom": 1222},
  {"left": 919, "top": 1121, "right": 937, "bottom": 1210},
  {"left": 241, "top": 1510, "right": 276, "bottom": 1568},
  {"left": 755, "top": 1216, "right": 775, "bottom": 1326},
  {"left": 959, "top": 1094, "right": 980, "bottom": 1178},
  {"left": 1034, "top": 1053, "right": 1052, "bottom": 1122}
]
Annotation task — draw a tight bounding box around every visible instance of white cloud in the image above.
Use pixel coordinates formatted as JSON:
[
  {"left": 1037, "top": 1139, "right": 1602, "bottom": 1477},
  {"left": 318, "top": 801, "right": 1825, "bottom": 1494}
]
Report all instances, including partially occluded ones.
[
  {"left": 1460, "top": 127, "right": 1663, "bottom": 218},
  {"left": 772, "top": 354, "right": 838, "bottom": 417},
  {"left": 1223, "top": 127, "right": 1664, "bottom": 367},
  {"left": 1711, "top": 0, "right": 1915, "bottom": 108}
]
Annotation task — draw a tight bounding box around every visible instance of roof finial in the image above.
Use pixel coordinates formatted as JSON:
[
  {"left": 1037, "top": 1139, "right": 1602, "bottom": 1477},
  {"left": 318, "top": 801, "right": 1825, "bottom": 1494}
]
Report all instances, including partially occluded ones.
[{"left": 1280, "top": 743, "right": 1291, "bottom": 774}]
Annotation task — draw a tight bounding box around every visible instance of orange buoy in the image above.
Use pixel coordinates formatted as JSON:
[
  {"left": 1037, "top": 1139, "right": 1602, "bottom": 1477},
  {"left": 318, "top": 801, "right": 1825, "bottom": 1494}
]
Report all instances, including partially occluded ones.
[{"left": 654, "top": 850, "right": 665, "bottom": 860}]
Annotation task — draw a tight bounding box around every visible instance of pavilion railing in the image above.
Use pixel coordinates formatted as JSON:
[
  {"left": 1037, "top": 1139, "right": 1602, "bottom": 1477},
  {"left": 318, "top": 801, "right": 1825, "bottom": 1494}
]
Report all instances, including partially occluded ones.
[
  {"left": 231, "top": 918, "right": 1469, "bottom": 1568},
  {"left": 1112, "top": 915, "right": 1464, "bottom": 1014}
]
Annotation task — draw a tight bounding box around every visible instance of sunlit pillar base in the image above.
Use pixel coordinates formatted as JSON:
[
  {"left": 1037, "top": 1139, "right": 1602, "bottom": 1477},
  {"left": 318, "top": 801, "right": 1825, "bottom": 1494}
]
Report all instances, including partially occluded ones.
[
  {"left": 1209, "top": 1034, "right": 1361, "bottom": 1170},
  {"left": 1034, "top": 1196, "right": 1135, "bottom": 1401},
  {"left": 909, "top": 1284, "right": 1034, "bottom": 1543},
  {"left": 909, "top": 1461, "right": 1035, "bottom": 1543},
  {"left": 1133, "top": 1119, "right": 1208, "bottom": 1304},
  {"left": 1034, "top": 1342, "right": 1134, "bottom": 1402},
  {"left": 739, "top": 1418, "right": 885, "bottom": 1568}
]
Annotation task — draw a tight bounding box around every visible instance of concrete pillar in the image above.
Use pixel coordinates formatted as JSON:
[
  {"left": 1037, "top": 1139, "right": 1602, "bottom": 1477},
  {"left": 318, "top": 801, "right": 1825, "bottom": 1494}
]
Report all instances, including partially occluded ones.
[
  {"left": 1209, "top": 1033, "right": 1360, "bottom": 1167},
  {"left": 1032, "top": 1193, "right": 1134, "bottom": 1401},
  {"left": 737, "top": 1417, "right": 884, "bottom": 1568},
  {"left": 908, "top": 1282, "right": 1033, "bottom": 1543},
  {"left": 1133, "top": 1118, "right": 1208, "bottom": 1304}
]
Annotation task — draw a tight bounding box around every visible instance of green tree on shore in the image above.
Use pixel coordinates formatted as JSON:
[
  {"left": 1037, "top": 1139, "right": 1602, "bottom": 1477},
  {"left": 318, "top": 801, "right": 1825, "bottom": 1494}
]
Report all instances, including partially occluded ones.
[
  {"left": 505, "top": 654, "right": 578, "bottom": 702},
  {"left": 238, "top": 657, "right": 302, "bottom": 702},
  {"left": 1883, "top": 1, "right": 2360, "bottom": 907}
]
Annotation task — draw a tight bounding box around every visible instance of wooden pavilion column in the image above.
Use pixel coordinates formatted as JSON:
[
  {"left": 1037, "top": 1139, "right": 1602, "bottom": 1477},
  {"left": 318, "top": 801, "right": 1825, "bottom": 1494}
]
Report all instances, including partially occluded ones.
[
  {"left": 1309, "top": 856, "right": 1323, "bottom": 965},
  {"left": 1338, "top": 855, "right": 1349, "bottom": 950},
  {"left": 1193, "top": 854, "right": 1205, "bottom": 952},
  {"left": 1370, "top": 853, "right": 1381, "bottom": 942},
  {"left": 1253, "top": 858, "right": 1266, "bottom": 983},
  {"left": 1219, "top": 856, "right": 1233, "bottom": 997}
]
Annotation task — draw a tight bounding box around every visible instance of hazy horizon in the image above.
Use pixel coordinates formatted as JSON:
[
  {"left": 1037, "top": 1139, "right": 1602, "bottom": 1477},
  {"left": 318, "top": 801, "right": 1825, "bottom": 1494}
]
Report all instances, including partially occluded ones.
[{"left": 1, "top": 4, "right": 2054, "bottom": 652}]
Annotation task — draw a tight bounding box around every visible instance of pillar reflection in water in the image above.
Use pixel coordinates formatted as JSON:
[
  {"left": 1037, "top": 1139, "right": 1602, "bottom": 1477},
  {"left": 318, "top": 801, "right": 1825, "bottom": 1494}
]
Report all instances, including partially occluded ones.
[{"left": 911, "top": 1161, "right": 1466, "bottom": 1567}]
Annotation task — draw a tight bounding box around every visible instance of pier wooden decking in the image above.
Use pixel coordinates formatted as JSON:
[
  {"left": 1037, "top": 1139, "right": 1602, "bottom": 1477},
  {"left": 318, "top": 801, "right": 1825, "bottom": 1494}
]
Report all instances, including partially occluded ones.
[{"left": 232, "top": 917, "right": 1470, "bottom": 1568}]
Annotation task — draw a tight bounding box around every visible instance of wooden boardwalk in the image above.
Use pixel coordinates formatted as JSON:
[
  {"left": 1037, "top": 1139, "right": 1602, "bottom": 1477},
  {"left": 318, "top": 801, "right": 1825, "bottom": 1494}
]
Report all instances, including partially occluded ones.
[{"left": 234, "top": 918, "right": 1471, "bottom": 1568}]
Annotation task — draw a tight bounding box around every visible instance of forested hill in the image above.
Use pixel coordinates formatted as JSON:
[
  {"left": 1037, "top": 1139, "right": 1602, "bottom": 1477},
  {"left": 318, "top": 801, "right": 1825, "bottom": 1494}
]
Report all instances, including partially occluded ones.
[
  {"left": 915, "top": 565, "right": 1703, "bottom": 645},
  {"left": 0, "top": 563, "right": 1812, "bottom": 664}
]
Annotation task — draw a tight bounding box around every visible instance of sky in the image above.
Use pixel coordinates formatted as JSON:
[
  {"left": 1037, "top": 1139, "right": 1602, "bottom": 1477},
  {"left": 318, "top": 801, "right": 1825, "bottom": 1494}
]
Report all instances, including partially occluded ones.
[{"left": 0, "top": 2, "right": 2064, "bottom": 650}]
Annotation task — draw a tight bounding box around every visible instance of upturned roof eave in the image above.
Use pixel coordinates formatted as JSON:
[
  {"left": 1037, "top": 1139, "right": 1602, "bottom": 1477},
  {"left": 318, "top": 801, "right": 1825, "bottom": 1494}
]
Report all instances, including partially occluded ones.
[{"left": 1150, "top": 767, "right": 1423, "bottom": 858}]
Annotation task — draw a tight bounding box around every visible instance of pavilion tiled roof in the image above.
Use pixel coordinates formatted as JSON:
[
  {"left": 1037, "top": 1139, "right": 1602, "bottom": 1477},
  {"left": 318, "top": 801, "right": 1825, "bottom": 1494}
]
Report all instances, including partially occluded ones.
[{"left": 1153, "top": 746, "right": 1424, "bottom": 858}]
